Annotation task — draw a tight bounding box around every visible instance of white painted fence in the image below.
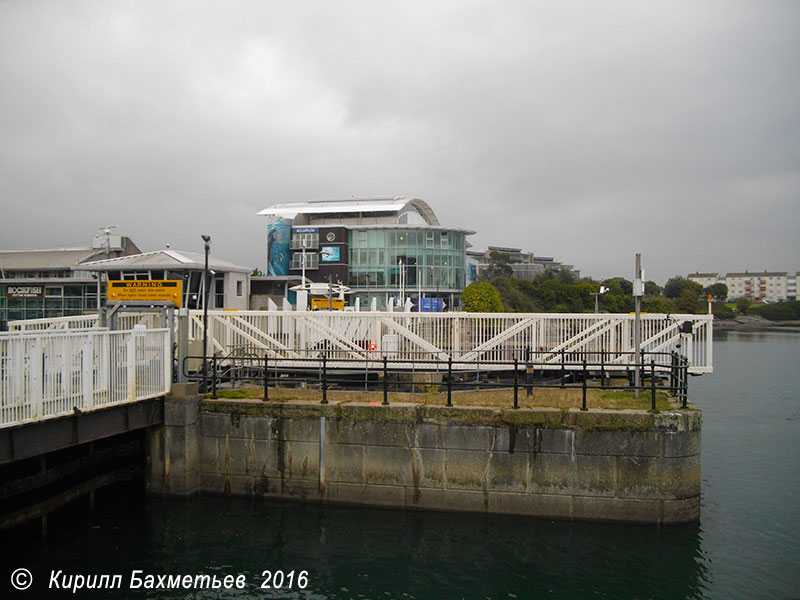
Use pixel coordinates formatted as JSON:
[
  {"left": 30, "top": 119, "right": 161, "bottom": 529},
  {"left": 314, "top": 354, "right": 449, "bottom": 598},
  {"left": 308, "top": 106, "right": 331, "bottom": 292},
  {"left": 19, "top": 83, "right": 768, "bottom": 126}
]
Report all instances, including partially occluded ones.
[
  {"left": 189, "top": 311, "right": 713, "bottom": 374},
  {"left": 0, "top": 327, "right": 171, "bottom": 429}
]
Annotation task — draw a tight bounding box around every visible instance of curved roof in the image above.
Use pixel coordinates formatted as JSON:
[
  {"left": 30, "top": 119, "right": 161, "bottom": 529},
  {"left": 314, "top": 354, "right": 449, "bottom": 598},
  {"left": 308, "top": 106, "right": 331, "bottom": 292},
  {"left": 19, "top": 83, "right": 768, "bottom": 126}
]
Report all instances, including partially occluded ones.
[{"left": 257, "top": 196, "right": 440, "bottom": 226}]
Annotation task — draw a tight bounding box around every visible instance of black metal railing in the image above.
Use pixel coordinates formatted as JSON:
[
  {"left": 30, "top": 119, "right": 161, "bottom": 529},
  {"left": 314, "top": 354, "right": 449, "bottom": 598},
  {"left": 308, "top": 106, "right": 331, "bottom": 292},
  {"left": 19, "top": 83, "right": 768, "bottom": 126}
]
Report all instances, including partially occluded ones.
[{"left": 183, "top": 348, "right": 690, "bottom": 411}]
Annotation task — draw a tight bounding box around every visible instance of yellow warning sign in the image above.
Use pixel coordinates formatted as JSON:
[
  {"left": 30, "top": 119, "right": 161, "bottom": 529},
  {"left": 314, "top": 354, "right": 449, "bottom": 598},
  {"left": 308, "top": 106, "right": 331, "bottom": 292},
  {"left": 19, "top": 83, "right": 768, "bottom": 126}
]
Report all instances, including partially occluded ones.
[{"left": 108, "top": 280, "right": 183, "bottom": 307}]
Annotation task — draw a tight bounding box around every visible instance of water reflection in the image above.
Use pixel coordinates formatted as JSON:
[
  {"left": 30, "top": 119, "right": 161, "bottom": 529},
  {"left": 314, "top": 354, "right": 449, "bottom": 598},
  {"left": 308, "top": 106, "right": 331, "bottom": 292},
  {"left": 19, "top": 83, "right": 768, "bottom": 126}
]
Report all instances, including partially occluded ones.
[{"left": 4, "top": 494, "right": 710, "bottom": 600}]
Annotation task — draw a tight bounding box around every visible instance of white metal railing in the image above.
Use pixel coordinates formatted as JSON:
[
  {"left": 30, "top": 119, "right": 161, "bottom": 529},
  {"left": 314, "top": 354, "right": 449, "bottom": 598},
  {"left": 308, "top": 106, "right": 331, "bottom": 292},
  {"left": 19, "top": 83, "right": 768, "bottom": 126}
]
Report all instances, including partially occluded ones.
[
  {"left": 187, "top": 311, "right": 713, "bottom": 374},
  {"left": 7, "top": 313, "right": 162, "bottom": 332},
  {"left": 0, "top": 327, "right": 171, "bottom": 429}
]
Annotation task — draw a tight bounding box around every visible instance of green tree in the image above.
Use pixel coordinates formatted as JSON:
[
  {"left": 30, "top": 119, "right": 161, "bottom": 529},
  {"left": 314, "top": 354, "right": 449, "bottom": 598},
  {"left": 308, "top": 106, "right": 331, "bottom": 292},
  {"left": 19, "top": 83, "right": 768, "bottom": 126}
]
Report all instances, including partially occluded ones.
[
  {"left": 644, "top": 280, "right": 662, "bottom": 296},
  {"left": 485, "top": 251, "right": 513, "bottom": 280},
  {"left": 642, "top": 296, "right": 675, "bottom": 313},
  {"left": 461, "top": 281, "right": 504, "bottom": 313},
  {"left": 735, "top": 297, "right": 752, "bottom": 315},
  {"left": 704, "top": 283, "right": 728, "bottom": 302},
  {"left": 675, "top": 288, "right": 701, "bottom": 313},
  {"left": 712, "top": 302, "right": 735, "bottom": 319}
]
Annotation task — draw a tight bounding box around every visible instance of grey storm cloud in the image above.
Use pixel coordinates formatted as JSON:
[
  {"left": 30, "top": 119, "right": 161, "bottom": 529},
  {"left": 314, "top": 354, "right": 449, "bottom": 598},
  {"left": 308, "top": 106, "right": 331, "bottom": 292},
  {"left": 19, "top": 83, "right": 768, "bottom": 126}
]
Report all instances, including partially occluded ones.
[{"left": 1, "top": 0, "right": 798, "bottom": 283}]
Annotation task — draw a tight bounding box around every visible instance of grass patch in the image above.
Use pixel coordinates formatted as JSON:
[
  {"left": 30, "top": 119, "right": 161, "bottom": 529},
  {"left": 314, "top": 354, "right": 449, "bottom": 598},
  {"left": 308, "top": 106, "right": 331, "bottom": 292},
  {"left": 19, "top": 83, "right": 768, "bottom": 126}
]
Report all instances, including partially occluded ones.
[{"left": 204, "top": 384, "right": 678, "bottom": 412}]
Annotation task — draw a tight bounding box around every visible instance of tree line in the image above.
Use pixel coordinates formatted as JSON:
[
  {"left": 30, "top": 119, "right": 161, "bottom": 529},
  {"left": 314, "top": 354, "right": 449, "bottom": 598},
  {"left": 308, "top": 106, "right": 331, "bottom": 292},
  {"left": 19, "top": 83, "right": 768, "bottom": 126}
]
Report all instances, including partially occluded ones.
[{"left": 461, "top": 251, "right": 729, "bottom": 315}]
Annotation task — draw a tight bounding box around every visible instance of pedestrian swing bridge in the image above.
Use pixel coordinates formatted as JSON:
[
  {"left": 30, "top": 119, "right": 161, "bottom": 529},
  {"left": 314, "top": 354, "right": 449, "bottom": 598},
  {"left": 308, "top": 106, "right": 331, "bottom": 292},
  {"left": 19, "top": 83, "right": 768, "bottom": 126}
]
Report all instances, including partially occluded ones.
[
  {"left": 2, "top": 310, "right": 713, "bottom": 429},
  {"left": 8, "top": 310, "right": 712, "bottom": 373},
  {"left": 2, "top": 310, "right": 712, "bottom": 429}
]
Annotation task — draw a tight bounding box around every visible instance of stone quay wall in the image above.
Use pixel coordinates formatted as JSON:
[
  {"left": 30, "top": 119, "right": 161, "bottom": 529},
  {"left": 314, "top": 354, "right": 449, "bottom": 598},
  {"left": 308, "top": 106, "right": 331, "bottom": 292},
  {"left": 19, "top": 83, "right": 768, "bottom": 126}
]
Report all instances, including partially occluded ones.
[{"left": 147, "top": 385, "right": 701, "bottom": 524}]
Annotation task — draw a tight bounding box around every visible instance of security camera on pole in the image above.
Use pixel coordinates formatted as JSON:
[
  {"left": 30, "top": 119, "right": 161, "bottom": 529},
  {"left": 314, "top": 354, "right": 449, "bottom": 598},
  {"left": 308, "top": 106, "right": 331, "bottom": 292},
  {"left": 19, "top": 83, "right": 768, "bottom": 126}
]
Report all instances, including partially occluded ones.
[{"left": 633, "top": 253, "right": 644, "bottom": 398}]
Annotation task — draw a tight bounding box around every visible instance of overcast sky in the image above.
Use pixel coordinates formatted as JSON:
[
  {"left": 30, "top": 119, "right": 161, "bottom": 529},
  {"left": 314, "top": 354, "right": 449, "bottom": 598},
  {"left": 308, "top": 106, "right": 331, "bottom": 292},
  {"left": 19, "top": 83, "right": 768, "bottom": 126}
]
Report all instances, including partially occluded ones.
[{"left": 1, "top": 0, "right": 798, "bottom": 284}]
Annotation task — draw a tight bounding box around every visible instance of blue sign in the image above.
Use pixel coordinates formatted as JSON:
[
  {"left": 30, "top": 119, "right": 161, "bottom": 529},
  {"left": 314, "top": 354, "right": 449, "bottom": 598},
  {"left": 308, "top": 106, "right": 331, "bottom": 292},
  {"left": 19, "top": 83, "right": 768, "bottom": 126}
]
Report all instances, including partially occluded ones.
[
  {"left": 267, "top": 217, "right": 291, "bottom": 276},
  {"left": 293, "top": 227, "right": 318, "bottom": 233},
  {"left": 320, "top": 246, "right": 340, "bottom": 262},
  {"left": 411, "top": 297, "right": 445, "bottom": 312}
]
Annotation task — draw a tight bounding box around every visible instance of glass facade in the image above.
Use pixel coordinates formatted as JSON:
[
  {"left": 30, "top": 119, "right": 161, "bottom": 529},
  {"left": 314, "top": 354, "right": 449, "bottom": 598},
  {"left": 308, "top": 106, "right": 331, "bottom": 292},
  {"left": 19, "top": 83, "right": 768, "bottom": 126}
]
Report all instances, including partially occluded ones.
[
  {"left": 348, "top": 228, "right": 466, "bottom": 291},
  {"left": 1, "top": 283, "right": 99, "bottom": 321}
]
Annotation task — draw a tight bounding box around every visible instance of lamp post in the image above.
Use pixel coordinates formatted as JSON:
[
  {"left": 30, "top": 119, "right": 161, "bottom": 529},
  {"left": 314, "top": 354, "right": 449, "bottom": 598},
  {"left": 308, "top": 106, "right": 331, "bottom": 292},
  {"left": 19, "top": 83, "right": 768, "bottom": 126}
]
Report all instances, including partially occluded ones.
[{"left": 201, "top": 234, "right": 211, "bottom": 391}]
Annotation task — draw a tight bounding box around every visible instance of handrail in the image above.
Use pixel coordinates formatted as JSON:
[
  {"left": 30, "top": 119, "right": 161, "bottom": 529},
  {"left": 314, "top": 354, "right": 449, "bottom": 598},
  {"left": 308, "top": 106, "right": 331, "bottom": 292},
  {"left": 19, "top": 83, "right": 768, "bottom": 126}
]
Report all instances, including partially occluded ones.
[{"left": 184, "top": 349, "right": 691, "bottom": 411}]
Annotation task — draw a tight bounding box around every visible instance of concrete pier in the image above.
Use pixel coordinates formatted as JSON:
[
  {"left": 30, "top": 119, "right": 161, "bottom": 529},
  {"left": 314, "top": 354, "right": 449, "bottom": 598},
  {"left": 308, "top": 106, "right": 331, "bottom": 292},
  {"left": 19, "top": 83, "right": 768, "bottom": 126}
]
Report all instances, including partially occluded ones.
[{"left": 147, "top": 386, "right": 701, "bottom": 524}]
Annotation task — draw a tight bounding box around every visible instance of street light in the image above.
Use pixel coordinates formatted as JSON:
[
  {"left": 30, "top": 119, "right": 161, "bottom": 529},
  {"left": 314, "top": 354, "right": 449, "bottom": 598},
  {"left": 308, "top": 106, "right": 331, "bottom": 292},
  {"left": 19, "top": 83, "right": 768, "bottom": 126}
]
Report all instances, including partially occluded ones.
[{"left": 201, "top": 234, "right": 211, "bottom": 391}]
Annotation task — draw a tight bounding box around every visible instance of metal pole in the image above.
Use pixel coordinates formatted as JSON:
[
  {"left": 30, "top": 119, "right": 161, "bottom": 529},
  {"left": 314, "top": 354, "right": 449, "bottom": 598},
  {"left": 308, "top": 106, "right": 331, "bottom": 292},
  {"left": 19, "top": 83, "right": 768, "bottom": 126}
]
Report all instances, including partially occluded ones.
[
  {"left": 633, "top": 253, "right": 643, "bottom": 399},
  {"left": 264, "top": 354, "right": 269, "bottom": 402},
  {"left": 321, "top": 354, "right": 328, "bottom": 404},
  {"left": 513, "top": 357, "right": 519, "bottom": 409},
  {"left": 201, "top": 235, "right": 211, "bottom": 393},
  {"left": 581, "top": 360, "right": 587, "bottom": 411},
  {"left": 382, "top": 356, "right": 389, "bottom": 405},
  {"left": 446, "top": 356, "right": 452, "bottom": 406},
  {"left": 650, "top": 359, "right": 656, "bottom": 411}
]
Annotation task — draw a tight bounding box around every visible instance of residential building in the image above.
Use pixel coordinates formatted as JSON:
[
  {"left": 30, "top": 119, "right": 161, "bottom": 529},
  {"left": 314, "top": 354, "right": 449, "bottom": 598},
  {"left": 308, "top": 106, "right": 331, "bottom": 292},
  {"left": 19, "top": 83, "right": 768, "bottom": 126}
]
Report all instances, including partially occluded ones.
[
  {"left": 687, "top": 273, "right": 721, "bottom": 289},
  {"left": 258, "top": 197, "right": 474, "bottom": 310},
  {"left": 725, "top": 271, "right": 789, "bottom": 303}
]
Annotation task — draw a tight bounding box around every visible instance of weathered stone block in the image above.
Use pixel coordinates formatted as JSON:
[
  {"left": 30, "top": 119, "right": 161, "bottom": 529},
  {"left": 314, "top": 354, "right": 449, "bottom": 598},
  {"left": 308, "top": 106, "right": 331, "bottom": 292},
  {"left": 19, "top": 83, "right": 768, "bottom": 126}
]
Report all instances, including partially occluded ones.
[
  {"left": 540, "top": 429, "right": 574, "bottom": 455},
  {"left": 494, "top": 426, "right": 538, "bottom": 454},
  {"left": 327, "top": 482, "right": 405, "bottom": 508},
  {"left": 662, "top": 496, "right": 701, "bottom": 524},
  {"left": 529, "top": 453, "right": 617, "bottom": 497},
  {"left": 488, "top": 491, "right": 573, "bottom": 519},
  {"left": 575, "top": 430, "right": 661, "bottom": 457},
  {"left": 330, "top": 420, "right": 413, "bottom": 448},
  {"left": 281, "top": 417, "right": 320, "bottom": 443},
  {"left": 662, "top": 431, "right": 701, "bottom": 458},
  {"left": 445, "top": 449, "right": 489, "bottom": 490},
  {"left": 441, "top": 424, "right": 494, "bottom": 451},
  {"left": 326, "top": 444, "right": 364, "bottom": 484},
  {"left": 199, "top": 435, "right": 218, "bottom": 474},
  {"left": 283, "top": 441, "right": 319, "bottom": 481},
  {"left": 164, "top": 396, "right": 199, "bottom": 427},
  {"left": 617, "top": 455, "right": 701, "bottom": 500},
  {"left": 414, "top": 423, "right": 441, "bottom": 449},
  {"left": 410, "top": 447, "right": 445, "bottom": 489},
  {"left": 365, "top": 446, "right": 413, "bottom": 486},
  {"left": 487, "top": 451, "right": 528, "bottom": 492},
  {"left": 200, "top": 412, "right": 231, "bottom": 438},
  {"left": 439, "top": 489, "right": 488, "bottom": 513},
  {"left": 573, "top": 496, "right": 661, "bottom": 523}
]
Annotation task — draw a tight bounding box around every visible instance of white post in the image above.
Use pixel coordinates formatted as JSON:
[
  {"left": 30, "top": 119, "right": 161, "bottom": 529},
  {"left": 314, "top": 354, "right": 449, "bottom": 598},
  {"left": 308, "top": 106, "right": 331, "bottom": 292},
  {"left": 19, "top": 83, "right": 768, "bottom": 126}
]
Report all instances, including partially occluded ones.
[
  {"left": 82, "top": 334, "right": 94, "bottom": 410},
  {"left": 633, "top": 253, "right": 643, "bottom": 398},
  {"left": 31, "top": 337, "right": 43, "bottom": 420}
]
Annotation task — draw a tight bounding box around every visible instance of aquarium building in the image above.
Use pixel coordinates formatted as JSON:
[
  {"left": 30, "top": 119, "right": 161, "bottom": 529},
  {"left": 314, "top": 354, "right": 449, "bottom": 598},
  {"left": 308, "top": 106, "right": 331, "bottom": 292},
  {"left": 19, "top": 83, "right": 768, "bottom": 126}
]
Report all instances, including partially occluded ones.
[{"left": 257, "top": 197, "right": 473, "bottom": 310}]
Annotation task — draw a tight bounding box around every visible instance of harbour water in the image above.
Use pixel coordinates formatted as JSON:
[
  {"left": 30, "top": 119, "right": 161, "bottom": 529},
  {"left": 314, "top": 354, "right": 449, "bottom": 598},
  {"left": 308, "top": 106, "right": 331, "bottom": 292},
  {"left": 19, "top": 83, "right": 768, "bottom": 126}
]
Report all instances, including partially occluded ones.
[{"left": 2, "top": 327, "right": 799, "bottom": 599}]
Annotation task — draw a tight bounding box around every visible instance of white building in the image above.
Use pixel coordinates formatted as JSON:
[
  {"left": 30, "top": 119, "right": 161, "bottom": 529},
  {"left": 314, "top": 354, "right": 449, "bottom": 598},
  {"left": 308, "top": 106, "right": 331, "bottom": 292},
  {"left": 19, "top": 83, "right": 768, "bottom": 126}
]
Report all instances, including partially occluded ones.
[
  {"left": 725, "top": 271, "right": 789, "bottom": 303},
  {"left": 687, "top": 273, "right": 722, "bottom": 289},
  {"left": 76, "top": 249, "right": 251, "bottom": 310}
]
